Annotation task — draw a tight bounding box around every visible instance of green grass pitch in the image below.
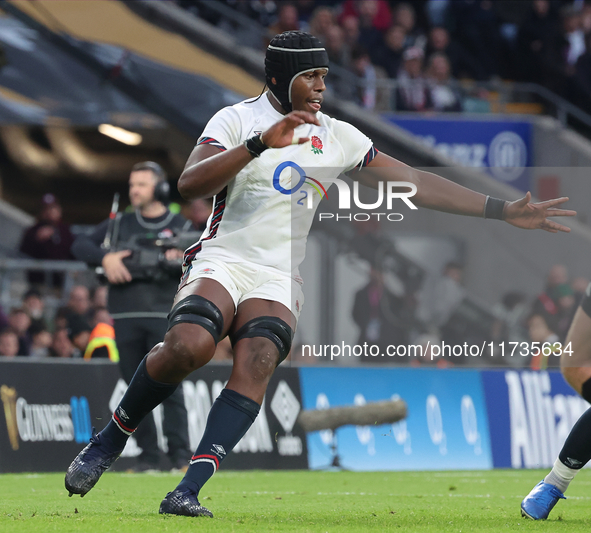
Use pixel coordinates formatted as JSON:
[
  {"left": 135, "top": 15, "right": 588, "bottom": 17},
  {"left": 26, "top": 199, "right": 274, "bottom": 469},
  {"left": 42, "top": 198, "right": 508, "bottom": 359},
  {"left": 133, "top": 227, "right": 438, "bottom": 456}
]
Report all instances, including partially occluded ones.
[{"left": 1, "top": 469, "right": 591, "bottom": 532}]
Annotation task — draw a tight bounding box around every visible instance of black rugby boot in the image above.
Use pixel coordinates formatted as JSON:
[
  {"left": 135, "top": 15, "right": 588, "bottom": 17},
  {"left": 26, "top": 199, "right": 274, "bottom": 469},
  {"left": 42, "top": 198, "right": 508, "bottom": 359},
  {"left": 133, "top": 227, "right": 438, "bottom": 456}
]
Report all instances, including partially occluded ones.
[
  {"left": 65, "top": 432, "right": 122, "bottom": 497},
  {"left": 159, "top": 488, "right": 213, "bottom": 517}
]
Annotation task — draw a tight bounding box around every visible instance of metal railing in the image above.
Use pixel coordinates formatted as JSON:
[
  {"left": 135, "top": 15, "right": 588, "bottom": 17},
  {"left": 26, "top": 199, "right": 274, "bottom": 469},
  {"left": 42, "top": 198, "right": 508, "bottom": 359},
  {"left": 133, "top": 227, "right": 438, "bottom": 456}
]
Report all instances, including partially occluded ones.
[{"left": 0, "top": 258, "right": 91, "bottom": 312}]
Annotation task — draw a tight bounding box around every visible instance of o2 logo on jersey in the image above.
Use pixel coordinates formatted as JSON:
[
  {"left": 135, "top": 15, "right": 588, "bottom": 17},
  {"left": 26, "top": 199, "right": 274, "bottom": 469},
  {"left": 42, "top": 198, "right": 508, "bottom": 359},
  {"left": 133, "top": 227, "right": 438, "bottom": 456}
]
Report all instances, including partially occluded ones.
[
  {"left": 273, "top": 161, "right": 328, "bottom": 207},
  {"left": 272, "top": 161, "right": 418, "bottom": 217}
]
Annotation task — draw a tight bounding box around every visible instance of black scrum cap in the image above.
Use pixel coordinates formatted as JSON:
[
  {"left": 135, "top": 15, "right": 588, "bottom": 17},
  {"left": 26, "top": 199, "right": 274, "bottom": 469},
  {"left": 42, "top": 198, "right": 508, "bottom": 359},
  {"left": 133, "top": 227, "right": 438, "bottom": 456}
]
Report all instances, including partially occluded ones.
[{"left": 265, "top": 31, "right": 329, "bottom": 112}]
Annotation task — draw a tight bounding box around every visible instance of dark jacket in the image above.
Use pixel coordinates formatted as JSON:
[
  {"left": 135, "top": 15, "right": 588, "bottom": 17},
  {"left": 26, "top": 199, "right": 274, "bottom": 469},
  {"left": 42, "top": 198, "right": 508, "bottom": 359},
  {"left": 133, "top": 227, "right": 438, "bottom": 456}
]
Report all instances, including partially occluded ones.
[{"left": 71, "top": 210, "right": 193, "bottom": 318}]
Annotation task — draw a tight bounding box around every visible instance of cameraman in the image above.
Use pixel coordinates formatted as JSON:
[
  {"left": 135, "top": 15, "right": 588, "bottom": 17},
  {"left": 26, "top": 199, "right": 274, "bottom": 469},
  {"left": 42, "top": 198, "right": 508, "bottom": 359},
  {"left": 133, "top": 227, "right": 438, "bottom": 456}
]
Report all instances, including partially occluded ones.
[{"left": 72, "top": 161, "right": 194, "bottom": 472}]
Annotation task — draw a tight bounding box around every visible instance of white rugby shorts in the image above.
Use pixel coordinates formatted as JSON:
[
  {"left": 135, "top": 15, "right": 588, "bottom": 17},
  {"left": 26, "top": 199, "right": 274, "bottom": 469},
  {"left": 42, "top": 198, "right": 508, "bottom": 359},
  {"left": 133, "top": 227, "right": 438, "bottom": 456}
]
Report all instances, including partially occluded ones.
[{"left": 182, "top": 257, "right": 304, "bottom": 321}]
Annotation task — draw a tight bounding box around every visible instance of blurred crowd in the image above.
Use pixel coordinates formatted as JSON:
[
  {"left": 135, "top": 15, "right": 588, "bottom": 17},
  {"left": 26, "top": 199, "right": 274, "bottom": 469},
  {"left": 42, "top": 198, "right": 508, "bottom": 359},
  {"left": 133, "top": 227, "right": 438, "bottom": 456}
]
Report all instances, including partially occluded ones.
[
  {"left": 0, "top": 283, "right": 111, "bottom": 359},
  {"left": 0, "top": 193, "right": 103, "bottom": 359},
  {"left": 0, "top": 191, "right": 585, "bottom": 369},
  {"left": 182, "top": 0, "right": 591, "bottom": 113},
  {"left": 344, "top": 261, "right": 586, "bottom": 369},
  {"left": 0, "top": 193, "right": 226, "bottom": 360},
  {"left": 2, "top": 245, "right": 582, "bottom": 369}
]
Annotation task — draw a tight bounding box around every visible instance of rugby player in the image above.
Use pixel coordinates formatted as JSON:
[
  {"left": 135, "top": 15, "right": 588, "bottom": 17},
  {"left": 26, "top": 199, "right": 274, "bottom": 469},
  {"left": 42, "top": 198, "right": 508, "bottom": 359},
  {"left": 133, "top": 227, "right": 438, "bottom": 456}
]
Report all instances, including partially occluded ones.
[{"left": 65, "top": 31, "right": 576, "bottom": 518}]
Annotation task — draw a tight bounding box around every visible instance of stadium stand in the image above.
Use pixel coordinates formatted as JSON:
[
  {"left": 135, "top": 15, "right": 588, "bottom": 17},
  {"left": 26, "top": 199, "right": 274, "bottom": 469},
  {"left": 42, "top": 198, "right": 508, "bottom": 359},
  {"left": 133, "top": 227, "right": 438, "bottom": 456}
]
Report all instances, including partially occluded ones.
[{"left": 173, "top": 0, "right": 591, "bottom": 126}]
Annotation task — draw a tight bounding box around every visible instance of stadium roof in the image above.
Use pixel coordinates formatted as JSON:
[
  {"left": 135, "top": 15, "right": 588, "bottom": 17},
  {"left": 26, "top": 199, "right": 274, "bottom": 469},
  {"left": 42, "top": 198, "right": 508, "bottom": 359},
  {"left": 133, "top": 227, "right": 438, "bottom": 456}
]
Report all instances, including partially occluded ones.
[{"left": 0, "top": 4, "right": 250, "bottom": 133}]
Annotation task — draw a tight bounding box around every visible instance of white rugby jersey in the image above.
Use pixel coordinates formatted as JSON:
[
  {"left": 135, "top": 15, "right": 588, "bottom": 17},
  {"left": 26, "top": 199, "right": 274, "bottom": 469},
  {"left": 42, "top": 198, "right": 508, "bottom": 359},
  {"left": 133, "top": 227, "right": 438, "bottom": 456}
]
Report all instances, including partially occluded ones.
[{"left": 183, "top": 93, "right": 376, "bottom": 277}]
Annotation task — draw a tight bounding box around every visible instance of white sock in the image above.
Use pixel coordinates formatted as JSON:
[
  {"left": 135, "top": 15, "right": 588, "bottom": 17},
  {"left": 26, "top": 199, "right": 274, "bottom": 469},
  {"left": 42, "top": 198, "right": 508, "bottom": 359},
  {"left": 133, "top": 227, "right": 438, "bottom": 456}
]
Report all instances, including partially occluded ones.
[{"left": 544, "top": 458, "right": 578, "bottom": 493}]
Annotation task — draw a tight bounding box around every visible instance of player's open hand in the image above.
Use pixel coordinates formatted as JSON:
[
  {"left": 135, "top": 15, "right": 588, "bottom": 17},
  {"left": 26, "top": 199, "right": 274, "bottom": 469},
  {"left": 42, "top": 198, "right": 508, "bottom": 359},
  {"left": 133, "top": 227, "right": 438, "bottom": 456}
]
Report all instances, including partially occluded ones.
[
  {"left": 261, "top": 111, "right": 321, "bottom": 149},
  {"left": 503, "top": 192, "right": 576, "bottom": 233}
]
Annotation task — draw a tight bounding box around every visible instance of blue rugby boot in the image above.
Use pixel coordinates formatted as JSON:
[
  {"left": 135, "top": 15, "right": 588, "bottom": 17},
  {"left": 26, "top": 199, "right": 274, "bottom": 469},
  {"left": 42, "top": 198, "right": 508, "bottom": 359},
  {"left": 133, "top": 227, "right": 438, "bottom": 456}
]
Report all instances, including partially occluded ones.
[
  {"left": 65, "top": 432, "right": 122, "bottom": 497},
  {"left": 521, "top": 481, "right": 566, "bottom": 520},
  {"left": 159, "top": 488, "right": 213, "bottom": 517}
]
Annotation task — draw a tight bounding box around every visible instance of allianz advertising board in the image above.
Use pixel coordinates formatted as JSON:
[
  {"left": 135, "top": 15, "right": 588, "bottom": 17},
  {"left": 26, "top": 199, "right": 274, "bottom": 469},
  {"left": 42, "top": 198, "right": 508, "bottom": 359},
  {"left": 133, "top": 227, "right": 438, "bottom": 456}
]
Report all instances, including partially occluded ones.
[
  {"left": 299, "top": 368, "right": 587, "bottom": 471},
  {"left": 384, "top": 116, "right": 532, "bottom": 192}
]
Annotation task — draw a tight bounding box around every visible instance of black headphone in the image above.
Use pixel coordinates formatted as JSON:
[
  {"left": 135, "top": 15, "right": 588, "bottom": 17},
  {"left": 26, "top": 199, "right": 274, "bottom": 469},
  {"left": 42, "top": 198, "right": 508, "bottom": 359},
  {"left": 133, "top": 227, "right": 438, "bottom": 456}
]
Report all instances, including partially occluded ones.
[
  {"left": 154, "top": 180, "right": 170, "bottom": 205},
  {"left": 131, "top": 161, "right": 170, "bottom": 205}
]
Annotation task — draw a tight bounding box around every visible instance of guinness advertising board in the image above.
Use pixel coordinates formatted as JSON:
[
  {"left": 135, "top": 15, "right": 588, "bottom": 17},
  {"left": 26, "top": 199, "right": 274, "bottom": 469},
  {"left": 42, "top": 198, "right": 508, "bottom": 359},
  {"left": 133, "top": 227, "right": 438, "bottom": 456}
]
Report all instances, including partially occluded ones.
[{"left": 0, "top": 360, "right": 307, "bottom": 472}]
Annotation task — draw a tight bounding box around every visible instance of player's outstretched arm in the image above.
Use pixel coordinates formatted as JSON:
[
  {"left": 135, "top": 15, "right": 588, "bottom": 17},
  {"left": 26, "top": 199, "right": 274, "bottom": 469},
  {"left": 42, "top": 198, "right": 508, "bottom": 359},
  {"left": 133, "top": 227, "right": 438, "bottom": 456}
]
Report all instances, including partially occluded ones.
[
  {"left": 363, "top": 152, "right": 575, "bottom": 232},
  {"left": 178, "top": 111, "right": 320, "bottom": 200}
]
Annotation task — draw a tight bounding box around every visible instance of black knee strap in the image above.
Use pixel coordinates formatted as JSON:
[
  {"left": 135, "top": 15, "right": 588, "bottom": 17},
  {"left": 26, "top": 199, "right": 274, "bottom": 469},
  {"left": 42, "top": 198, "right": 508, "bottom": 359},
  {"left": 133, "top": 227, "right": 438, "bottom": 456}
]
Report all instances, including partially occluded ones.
[
  {"left": 167, "top": 295, "right": 224, "bottom": 344},
  {"left": 230, "top": 316, "right": 293, "bottom": 364}
]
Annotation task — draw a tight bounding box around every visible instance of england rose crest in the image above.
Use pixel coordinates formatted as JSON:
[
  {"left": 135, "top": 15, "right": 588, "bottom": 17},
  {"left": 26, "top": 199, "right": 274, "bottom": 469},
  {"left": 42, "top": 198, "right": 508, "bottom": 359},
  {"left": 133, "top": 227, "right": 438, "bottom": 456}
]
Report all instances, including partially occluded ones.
[{"left": 311, "top": 135, "right": 323, "bottom": 155}]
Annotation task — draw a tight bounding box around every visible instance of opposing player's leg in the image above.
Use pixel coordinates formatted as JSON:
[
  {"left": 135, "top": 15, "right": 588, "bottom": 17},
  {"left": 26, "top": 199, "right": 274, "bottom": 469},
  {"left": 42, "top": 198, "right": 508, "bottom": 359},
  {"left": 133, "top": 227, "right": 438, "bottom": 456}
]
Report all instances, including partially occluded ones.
[
  {"left": 160, "top": 298, "right": 294, "bottom": 517},
  {"left": 65, "top": 278, "right": 235, "bottom": 498},
  {"left": 560, "top": 305, "right": 591, "bottom": 397},
  {"left": 521, "top": 298, "right": 591, "bottom": 520}
]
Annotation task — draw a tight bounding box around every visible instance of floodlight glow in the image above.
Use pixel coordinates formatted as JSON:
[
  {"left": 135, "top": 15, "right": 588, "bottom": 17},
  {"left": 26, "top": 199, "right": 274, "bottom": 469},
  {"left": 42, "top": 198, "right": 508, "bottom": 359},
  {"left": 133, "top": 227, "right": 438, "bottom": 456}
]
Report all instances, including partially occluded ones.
[{"left": 98, "top": 124, "right": 142, "bottom": 146}]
